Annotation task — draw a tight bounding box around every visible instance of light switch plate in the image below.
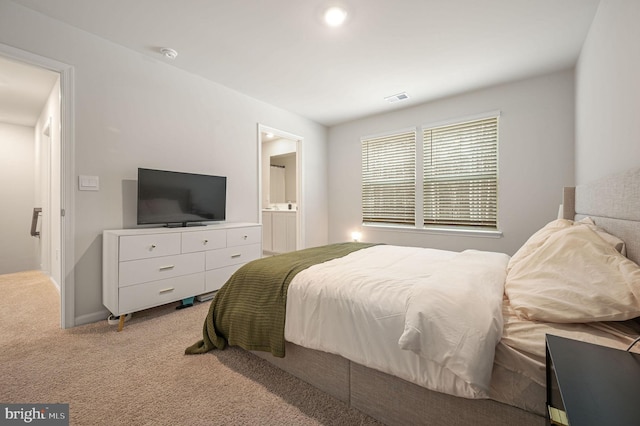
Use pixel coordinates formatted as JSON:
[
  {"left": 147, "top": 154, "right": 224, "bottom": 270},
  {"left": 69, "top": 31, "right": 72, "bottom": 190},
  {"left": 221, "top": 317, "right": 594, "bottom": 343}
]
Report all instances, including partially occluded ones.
[{"left": 79, "top": 175, "right": 99, "bottom": 191}]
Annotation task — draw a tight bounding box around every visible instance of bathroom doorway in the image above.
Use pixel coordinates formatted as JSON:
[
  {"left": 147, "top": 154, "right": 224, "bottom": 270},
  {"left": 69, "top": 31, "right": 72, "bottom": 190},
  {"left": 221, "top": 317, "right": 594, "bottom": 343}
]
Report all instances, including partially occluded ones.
[{"left": 258, "top": 125, "right": 303, "bottom": 256}]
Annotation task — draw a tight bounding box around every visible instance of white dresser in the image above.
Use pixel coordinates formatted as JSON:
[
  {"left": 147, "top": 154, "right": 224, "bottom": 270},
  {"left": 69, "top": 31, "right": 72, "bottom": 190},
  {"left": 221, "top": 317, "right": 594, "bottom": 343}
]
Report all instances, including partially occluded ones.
[{"left": 103, "top": 222, "right": 261, "bottom": 328}]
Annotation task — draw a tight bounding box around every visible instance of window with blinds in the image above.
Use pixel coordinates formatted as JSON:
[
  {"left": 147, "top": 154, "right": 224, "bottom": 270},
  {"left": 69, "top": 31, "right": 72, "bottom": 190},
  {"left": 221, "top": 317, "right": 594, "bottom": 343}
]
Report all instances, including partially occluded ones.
[
  {"left": 361, "top": 130, "right": 416, "bottom": 225},
  {"left": 423, "top": 116, "right": 498, "bottom": 228}
]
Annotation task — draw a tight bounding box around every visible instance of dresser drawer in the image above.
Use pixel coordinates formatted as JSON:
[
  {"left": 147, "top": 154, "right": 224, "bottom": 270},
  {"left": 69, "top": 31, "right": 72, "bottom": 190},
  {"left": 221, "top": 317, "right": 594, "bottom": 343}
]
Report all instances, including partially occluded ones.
[
  {"left": 181, "top": 229, "right": 226, "bottom": 253},
  {"left": 206, "top": 244, "right": 261, "bottom": 270},
  {"left": 227, "top": 226, "right": 261, "bottom": 247},
  {"left": 119, "top": 233, "right": 181, "bottom": 261},
  {"left": 205, "top": 265, "right": 239, "bottom": 292},
  {"left": 118, "top": 272, "right": 204, "bottom": 314},
  {"left": 119, "top": 252, "right": 205, "bottom": 287}
]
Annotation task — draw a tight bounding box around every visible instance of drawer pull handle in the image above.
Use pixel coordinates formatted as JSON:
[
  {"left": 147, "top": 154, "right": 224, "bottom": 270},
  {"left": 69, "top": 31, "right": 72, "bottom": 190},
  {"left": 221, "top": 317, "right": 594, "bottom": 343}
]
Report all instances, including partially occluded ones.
[
  {"left": 231, "top": 254, "right": 241, "bottom": 258},
  {"left": 203, "top": 239, "right": 209, "bottom": 245},
  {"left": 159, "top": 265, "right": 175, "bottom": 271},
  {"left": 243, "top": 235, "right": 248, "bottom": 240},
  {"left": 150, "top": 244, "right": 157, "bottom": 250},
  {"left": 159, "top": 287, "right": 174, "bottom": 294}
]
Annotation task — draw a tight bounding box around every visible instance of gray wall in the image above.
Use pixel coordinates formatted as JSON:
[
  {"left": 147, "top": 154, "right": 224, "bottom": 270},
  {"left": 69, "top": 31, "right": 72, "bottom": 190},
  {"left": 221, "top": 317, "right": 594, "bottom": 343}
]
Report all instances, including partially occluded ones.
[
  {"left": 575, "top": 0, "right": 640, "bottom": 184},
  {"left": 328, "top": 70, "right": 575, "bottom": 256},
  {"left": 0, "top": 2, "right": 329, "bottom": 324}
]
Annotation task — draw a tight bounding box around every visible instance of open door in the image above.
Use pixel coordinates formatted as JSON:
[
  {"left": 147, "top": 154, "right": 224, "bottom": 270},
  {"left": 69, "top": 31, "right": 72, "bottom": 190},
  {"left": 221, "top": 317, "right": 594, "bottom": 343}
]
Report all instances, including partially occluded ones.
[{"left": 0, "top": 43, "right": 75, "bottom": 329}]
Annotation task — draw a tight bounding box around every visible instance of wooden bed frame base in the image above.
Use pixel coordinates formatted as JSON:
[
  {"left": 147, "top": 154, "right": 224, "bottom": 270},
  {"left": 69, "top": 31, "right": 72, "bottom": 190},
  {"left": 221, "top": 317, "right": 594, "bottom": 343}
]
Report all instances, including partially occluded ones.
[{"left": 254, "top": 342, "right": 544, "bottom": 426}]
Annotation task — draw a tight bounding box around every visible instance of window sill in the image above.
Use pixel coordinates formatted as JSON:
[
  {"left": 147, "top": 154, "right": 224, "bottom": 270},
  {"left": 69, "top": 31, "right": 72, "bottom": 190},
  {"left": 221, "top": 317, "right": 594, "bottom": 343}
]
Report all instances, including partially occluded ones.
[{"left": 362, "top": 223, "right": 503, "bottom": 239}]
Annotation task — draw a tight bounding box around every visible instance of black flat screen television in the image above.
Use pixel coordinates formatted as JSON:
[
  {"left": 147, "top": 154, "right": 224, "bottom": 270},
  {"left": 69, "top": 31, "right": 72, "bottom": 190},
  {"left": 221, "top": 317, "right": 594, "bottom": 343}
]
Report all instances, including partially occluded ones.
[{"left": 137, "top": 168, "right": 226, "bottom": 227}]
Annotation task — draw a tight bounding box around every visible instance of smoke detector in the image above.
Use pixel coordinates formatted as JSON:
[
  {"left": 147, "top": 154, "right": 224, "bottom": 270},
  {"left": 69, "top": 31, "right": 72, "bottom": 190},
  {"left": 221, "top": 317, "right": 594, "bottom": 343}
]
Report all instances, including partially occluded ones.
[{"left": 160, "top": 47, "right": 178, "bottom": 59}]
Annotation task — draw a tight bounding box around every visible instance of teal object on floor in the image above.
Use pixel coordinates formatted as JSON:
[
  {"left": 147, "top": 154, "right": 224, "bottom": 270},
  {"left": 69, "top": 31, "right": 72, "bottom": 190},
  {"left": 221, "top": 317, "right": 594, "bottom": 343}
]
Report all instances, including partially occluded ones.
[{"left": 177, "top": 296, "right": 195, "bottom": 309}]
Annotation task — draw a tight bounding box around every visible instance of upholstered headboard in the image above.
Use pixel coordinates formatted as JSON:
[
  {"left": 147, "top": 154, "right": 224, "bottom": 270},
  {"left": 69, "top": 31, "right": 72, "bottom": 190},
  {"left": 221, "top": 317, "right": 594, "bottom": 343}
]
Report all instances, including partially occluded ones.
[{"left": 562, "top": 168, "right": 640, "bottom": 265}]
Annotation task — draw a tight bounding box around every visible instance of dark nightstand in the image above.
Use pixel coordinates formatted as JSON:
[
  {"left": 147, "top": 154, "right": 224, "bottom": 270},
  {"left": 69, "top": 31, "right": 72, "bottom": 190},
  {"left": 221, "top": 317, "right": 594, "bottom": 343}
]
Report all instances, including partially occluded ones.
[{"left": 545, "top": 334, "right": 640, "bottom": 426}]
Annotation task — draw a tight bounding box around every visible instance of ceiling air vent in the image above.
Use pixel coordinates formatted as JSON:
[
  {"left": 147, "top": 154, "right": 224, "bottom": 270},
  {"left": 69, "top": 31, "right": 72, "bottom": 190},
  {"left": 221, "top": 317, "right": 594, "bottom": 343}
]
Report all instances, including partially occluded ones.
[{"left": 385, "top": 92, "right": 410, "bottom": 103}]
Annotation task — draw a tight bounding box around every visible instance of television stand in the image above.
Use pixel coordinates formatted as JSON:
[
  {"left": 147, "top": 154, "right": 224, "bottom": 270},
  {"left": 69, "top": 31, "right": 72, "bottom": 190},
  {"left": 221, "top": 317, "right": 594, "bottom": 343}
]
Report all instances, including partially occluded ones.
[
  {"left": 165, "top": 222, "right": 207, "bottom": 228},
  {"left": 102, "top": 222, "right": 261, "bottom": 330}
]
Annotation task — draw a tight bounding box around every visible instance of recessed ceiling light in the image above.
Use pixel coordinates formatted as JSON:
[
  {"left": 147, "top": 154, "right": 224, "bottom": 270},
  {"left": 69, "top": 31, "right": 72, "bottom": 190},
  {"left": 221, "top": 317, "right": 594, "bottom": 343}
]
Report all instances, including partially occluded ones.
[
  {"left": 160, "top": 47, "right": 178, "bottom": 59},
  {"left": 324, "top": 6, "right": 348, "bottom": 27}
]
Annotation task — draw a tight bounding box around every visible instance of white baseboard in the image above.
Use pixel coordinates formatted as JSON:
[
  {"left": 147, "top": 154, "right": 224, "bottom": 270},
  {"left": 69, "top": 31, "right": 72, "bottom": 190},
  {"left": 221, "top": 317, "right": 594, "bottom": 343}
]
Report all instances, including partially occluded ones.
[
  {"left": 74, "top": 309, "right": 110, "bottom": 326},
  {"left": 49, "top": 276, "right": 61, "bottom": 292}
]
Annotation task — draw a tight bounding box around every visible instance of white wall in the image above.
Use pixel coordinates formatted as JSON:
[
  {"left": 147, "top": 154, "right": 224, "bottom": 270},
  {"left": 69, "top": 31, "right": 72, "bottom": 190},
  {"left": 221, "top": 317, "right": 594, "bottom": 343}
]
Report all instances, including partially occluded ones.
[
  {"left": 0, "top": 2, "right": 328, "bottom": 324},
  {"left": 328, "top": 70, "right": 575, "bottom": 255},
  {"left": 0, "top": 123, "right": 38, "bottom": 274},
  {"left": 575, "top": 0, "right": 640, "bottom": 184}
]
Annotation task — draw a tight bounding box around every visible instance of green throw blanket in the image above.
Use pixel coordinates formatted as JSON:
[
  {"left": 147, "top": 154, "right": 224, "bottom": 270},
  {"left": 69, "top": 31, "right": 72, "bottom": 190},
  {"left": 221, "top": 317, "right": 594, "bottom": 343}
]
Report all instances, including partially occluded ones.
[{"left": 185, "top": 242, "right": 377, "bottom": 357}]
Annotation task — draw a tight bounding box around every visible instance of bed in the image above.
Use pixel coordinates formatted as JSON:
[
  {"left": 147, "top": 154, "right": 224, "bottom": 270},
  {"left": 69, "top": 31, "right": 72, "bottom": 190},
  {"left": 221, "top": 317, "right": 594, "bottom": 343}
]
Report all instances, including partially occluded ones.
[{"left": 186, "top": 167, "right": 640, "bottom": 426}]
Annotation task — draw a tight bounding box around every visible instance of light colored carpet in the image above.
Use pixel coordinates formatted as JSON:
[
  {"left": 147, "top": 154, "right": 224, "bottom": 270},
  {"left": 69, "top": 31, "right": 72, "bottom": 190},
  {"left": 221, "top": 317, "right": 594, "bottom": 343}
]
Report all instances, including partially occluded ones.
[{"left": 0, "top": 271, "right": 382, "bottom": 425}]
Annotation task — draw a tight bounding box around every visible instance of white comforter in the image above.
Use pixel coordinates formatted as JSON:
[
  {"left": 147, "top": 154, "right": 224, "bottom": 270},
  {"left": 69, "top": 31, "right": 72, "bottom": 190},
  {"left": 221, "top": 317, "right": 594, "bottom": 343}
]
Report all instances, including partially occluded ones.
[{"left": 284, "top": 245, "right": 509, "bottom": 399}]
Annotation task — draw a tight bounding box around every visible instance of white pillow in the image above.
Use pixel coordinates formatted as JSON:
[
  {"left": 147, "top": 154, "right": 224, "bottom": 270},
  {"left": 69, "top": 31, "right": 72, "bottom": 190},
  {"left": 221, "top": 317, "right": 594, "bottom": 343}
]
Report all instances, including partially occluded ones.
[
  {"left": 507, "top": 219, "right": 572, "bottom": 272},
  {"left": 505, "top": 224, "right": 640, "bottom": 323},
  {"left": 508, "top": 218, "right": 627, "bottom": 273},
  {"left": 577, "top": 217, "right": 627, "bottom": 256}
]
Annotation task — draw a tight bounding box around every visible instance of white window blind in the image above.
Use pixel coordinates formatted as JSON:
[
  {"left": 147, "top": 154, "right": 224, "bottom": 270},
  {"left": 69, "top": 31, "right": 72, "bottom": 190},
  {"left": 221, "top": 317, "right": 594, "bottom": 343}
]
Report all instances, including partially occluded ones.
[
  {"left": 423, "top": 117, "right": 498, "bottom": 228},
  {"left": 362, "top": 131, "right": 416, "bottom": 225}
]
